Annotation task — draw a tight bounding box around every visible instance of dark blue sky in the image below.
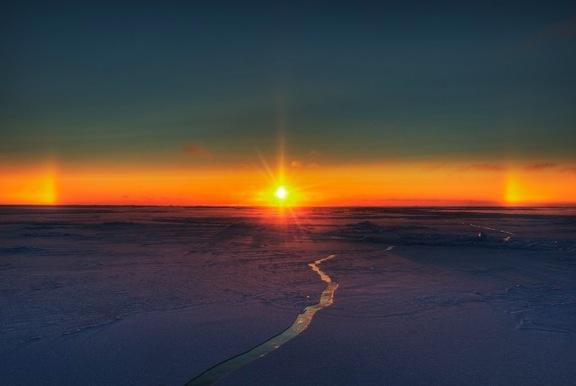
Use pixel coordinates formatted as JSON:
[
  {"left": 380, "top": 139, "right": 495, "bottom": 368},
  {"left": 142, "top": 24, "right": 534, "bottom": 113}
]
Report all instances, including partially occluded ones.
[{"left": 2, "top": 1, "right": 575, "bottom": 168}]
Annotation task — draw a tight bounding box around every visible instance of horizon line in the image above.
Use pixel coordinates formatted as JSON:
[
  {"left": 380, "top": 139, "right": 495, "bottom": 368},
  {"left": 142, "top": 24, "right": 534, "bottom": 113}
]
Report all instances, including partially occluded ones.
[{"left": 1, "top": 203, "right": 576, "bottom": 209}]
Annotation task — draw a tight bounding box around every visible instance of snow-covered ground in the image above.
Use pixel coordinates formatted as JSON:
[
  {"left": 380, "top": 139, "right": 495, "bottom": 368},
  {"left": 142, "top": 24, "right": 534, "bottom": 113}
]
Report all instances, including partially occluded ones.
[{"left": 1, "top": 206, "right": 575, "bottom": 385}]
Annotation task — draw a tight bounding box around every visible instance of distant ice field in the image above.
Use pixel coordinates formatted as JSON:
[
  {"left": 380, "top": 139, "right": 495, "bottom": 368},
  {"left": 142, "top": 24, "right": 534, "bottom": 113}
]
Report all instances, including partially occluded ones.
[{"left": 1, "top": 206, "right": 575, "bottom": 385}]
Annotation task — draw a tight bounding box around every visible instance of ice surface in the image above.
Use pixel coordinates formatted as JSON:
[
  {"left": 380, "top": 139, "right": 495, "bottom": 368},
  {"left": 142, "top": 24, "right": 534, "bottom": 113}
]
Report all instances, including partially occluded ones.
[{"left": 1, "top": 206, "right": 575, "bottom": 385}]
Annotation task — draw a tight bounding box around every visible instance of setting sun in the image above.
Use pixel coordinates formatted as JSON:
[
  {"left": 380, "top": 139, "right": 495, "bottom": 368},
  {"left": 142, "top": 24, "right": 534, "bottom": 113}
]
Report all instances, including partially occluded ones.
[{"left": 275, "top": 186, "right": 288, "bottom": 200}]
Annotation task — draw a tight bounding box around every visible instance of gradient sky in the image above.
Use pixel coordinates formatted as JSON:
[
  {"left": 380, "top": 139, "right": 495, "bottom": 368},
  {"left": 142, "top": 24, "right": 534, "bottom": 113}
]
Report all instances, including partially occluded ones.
[{"left": 1, "top": 1, "right": 575, "bottom": 205}]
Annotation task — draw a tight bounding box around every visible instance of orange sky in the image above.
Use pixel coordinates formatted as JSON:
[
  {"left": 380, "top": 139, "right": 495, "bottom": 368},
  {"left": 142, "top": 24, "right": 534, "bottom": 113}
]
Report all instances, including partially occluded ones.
[
  {"left": 4, "top": 3, "right": 575, "bottom": 209},
  {"left": 1, "top": 161, "right": 575, "bottom": 206}
]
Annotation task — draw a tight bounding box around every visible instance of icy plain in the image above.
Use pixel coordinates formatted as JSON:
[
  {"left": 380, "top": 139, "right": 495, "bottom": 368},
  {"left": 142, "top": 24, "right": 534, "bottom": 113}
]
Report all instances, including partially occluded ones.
[{"left": 1, "top": 206, "right": 575, "bottom": 385}]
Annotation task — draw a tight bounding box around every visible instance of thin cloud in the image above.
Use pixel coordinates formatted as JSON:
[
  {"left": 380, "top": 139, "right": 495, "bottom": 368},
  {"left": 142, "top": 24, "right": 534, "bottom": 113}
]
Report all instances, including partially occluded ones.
[
  {"left": 524, "top": 162, "right": 557, "bottom": 171},
  {"left": 289, "top": 149, "right": 322, "bottom": 169},
  {"left": 290, "top": 160, "right": 320, "bottom": 169},
  {"left": 541, "top": 17, "right": 576, "bottom": 40},
  {"left": 560, "top": 166, "right": 576, "bottom": 174},
  {"left": 182, "top": 143, "right": 213, "bottom": 159},
  {"left": 467, "top": 163, "right": 505, "bottom": 171},
  {"left": 527, "top": 16, "right": 576, "bottom": 47}
]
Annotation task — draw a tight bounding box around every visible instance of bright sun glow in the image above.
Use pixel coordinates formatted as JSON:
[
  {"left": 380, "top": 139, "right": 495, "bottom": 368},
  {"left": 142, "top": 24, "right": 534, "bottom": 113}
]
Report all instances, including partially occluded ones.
[{"left": 275, "top": 186, "right": 288, "bottom": 200}]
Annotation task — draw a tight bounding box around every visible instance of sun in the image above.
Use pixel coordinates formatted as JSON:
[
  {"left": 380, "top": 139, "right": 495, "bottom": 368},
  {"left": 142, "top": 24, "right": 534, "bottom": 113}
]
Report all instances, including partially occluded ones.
[
  {"left": 259, "top": 184, "right": 300, "bottom": 208},
  {"left": 275, "top": 186, "right": 288, "bottom": 200}
]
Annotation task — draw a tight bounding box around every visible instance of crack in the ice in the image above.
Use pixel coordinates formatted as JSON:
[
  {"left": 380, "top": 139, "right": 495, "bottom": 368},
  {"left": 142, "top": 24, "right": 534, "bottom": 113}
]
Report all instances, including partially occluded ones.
[{"left": 185, "top": 254, "right": 338, "bottom": 386}]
